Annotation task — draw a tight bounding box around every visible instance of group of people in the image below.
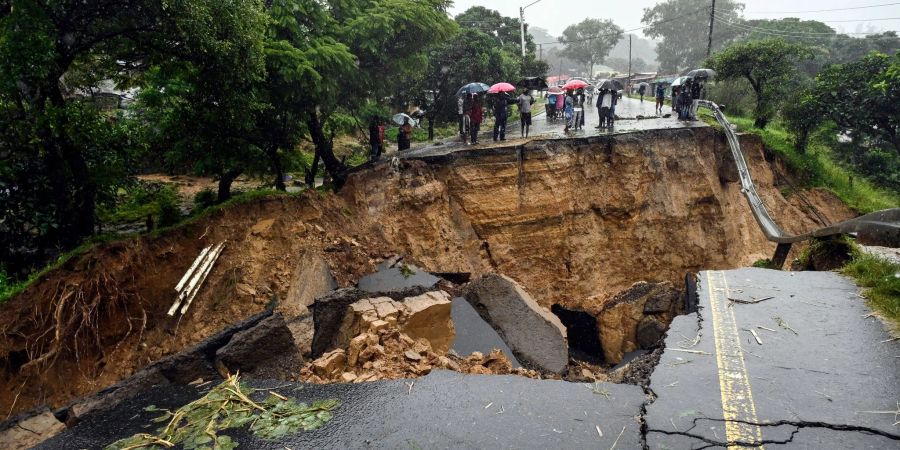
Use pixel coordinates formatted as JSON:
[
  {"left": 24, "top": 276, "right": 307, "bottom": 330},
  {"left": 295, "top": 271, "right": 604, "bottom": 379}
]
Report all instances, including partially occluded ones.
[
  {"left": 457, "top": 89, "right": 536, "bottom": 145},
  {"left": 671, "top": 78, "right": 704, "bottom": 121}
]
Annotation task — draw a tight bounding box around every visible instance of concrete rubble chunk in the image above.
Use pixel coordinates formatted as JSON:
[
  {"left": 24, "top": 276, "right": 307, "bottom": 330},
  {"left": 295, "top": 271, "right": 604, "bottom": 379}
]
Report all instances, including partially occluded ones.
[
  {"left": 215, "top": 313, "right": 297, "bottom": 374},
  {"left": 280, "top": 250, "right": 337, "bottom": 319},
  {"left": 598, "top": 282, "right": 679, "bottom": 363},
  {"left": 463, "top": 274, "right": 569, "bottom": 374},
  {"left": 0, "top": 409, "right": 66, "bottom": 450}
]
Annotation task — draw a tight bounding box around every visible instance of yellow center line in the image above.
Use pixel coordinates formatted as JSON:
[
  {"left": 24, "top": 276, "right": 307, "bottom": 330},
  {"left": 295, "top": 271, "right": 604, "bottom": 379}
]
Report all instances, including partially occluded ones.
[{"left": 706, "top": 270, "right": 764, "bottom": 449}]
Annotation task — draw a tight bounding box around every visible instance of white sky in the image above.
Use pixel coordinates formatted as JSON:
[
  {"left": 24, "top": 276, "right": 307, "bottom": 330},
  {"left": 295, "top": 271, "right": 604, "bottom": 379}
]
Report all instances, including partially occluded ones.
[{"left": 448, "top": 0, "right": 900, "bottom": 38}]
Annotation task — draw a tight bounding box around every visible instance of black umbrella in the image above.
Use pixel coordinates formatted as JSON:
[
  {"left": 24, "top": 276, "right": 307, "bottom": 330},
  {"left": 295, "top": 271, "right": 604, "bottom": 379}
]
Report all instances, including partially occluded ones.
[
  {"left": 595, "top": 79, "right": 624, "bottom": 91},
  {"left": 517, "top": 77, "right": 548, "bottom": 90},
  {"left": 456, "top": 82, "right": 490, "bottom": 97},
  {"left": 687, "top": 68, "right": 716, "bottom": 80}
]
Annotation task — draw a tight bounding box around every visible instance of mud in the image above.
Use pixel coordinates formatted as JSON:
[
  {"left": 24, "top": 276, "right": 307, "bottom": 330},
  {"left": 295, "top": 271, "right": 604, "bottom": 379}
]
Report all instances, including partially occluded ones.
[{"left": 0, "top": 127, "right": 852, "bottom": 417}]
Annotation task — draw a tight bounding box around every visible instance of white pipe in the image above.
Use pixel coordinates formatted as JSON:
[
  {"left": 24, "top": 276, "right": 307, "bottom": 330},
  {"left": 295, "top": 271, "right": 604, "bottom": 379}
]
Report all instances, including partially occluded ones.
[
  {"left": 168, "top": 242, "right": 221, "bottom": 316},
  {"left": 174, "top": 245, "right": 211, "bottom": 292},
  {"left": 180, "top": 242, "right": 226, "bottom": 315}
]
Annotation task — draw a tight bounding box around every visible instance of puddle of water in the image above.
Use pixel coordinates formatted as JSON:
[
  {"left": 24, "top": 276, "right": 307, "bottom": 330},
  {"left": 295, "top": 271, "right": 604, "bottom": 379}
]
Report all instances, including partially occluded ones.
[
  {"left": 450, "top": 297, "right": 521, "bottom": 367},
  {"left": 357, "top": 261, "right": 440, "bottom": 292}
]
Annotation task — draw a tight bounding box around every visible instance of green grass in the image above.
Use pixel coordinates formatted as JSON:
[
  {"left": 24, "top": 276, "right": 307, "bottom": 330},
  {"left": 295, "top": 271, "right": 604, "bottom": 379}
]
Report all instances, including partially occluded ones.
[
  {"left": 842, "top": 247, "right": 900, "bottom": 330},
  {"left": 711, "top": 113, "right": 899, "bottom": 214}
]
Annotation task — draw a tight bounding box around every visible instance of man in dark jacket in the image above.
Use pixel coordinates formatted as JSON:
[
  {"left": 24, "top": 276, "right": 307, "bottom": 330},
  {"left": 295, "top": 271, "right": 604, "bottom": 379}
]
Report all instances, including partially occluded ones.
[
  {"left": 689, "top": 79, "right": 703, "bottom": 120},
  {"left": 492, "top": 92, "right": 513, "bottom": 141}
]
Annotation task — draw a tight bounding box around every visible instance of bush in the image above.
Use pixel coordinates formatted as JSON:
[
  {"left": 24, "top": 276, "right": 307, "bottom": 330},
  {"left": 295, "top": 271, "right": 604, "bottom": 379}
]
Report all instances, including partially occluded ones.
[
  {"left": 157, "top": 189, "right": 182, "bottom": 227},
  {"left": 193, "top": 188, "right": 218, "bottom": 212},
  {"left": 842, "top": 249, "right": 900, "bottom": 327},
  {"left": 705, "top": 79, "right": 756, "bottom": 117}
]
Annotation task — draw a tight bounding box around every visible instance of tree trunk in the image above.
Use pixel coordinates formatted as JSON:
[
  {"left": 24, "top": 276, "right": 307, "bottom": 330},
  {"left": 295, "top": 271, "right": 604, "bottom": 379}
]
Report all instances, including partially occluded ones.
[
  {"left": 217, "top": 169, "right": 242, "bottom": 202},
  {"left": 305, "top": 151, "right": 320, "bottom": 188},
  {"left": 268, "top": 145, "right": 286, "bottom": 191},
  {"left": 305, "top": 112, "right": 348, "bottom": 189}
]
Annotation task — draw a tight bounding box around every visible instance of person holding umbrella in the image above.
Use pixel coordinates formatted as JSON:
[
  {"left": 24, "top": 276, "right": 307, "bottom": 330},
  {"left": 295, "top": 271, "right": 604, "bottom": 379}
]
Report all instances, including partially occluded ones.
[
  {"left": 368, "top": 116, "right": 384, "bottom": 161},
  {"left": 397, "top": 116, "right": 412, "bottom": 151},
  {"left": 637, "top": 83, "right": 647, "bottom": 103},
  {"left": 517, "top": 88, "right": 535, "bottom": 138},
  {"left": 470, "top": 94, "right": 483, "bottom": 144},
  {"left": 689, "top": 78, "right": 703, "bottom": 120},
  {"left": 654, "top": 83, "right": 666, "bottom": 115}
]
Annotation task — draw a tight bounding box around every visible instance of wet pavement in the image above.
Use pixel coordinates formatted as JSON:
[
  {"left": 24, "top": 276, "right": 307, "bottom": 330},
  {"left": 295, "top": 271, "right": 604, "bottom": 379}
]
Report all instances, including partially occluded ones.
[
  {"left": 40, "top": 371, "right": 645, "bottom": 450},
  {"left": 645, "top": 268, "right": 900, "bottom": 448},
  {"left": 403, "top": 96, "right": 706, "bottom": 159}
]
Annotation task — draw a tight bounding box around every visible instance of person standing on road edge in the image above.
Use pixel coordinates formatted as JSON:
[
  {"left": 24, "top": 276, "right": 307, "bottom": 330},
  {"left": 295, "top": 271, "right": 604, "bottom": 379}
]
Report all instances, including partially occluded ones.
[
  {"left": 517, "top": 89, "right": 535, "bottom": 138},
  {"left": 470, "top": 94, "right": 483, "bottom": 144},
  {"left": 492, "top": 92, "right": 512, "bottom": 141},
  {"left": 596, "top": 88, "right": 612, "bottom": 128},
  {"left": 655, "top": 84, "right": 665, "bottom": 115},
  {"left": 574, "top": 88, "right": 585, "bottom": 129},
  {"left": 609, "top": 88, "right": 618, "bottom": 127},
  {"left": 690, "top": 78, "right": 702, "bottom": 120},
  {"left": 563, "top": 89, "right": 575, "bottom": 133},
  {"left": 671, "top": 85, "right": 680, "bottom": 115},
  {"left": 638, "top": 83, "right": 646, "bottom": 103},
  {"left": 398, "top": 117, "right": 412, "bottom": 151},
  {"left": 368, "top": 116, "right": 382, "bottom": 161},
  {"left": 458, "top": 96, "right": 467, "bottom": 144}
]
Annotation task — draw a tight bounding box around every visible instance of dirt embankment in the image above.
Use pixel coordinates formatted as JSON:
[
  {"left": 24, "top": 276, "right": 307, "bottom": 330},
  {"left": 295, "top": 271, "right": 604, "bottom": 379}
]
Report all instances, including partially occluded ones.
[{"left": 0, "top": 127, "right": 852, "bottom": 417}]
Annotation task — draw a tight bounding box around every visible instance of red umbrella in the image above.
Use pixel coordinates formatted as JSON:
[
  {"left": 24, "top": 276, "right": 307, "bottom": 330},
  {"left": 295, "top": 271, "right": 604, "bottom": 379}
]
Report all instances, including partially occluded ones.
[
  {"left": 547, "top": 86, "right": 564, "bottom": 94},
  {"left": 562, "top": 79, "right": 589, "bottom": 90},
  {"left": 487, "top": 82, "right": 516, "bottom": 94}
]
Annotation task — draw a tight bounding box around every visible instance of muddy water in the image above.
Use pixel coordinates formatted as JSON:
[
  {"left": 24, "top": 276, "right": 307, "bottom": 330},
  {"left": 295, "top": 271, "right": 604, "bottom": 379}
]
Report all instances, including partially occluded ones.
[{"left": 357, "top": 261, "right": 440, "bottom": 292}]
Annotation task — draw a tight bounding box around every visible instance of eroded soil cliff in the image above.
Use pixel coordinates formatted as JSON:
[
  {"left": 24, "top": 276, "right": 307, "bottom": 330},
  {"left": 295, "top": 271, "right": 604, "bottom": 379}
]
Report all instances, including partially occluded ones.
[{"left": 0, "top": 127, "right": 854, "bottom": 416}]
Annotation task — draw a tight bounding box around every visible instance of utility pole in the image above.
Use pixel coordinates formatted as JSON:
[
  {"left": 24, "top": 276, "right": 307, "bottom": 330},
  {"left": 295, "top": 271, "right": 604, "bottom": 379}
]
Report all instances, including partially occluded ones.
[
  {"left": 707, "top": 0, "right": 716, "bottom": 57},
  {"left": 628, "top": 34, "right": 632, "bottom": 88},
  {"left": 538, "top": 43, "right": 543, "bottom": 61},
  {"left": 520, "top": 7, "right": 526, "bottom": 57},
  {"left": 519, "top": 0, "right": 545, "bottom": 57}
]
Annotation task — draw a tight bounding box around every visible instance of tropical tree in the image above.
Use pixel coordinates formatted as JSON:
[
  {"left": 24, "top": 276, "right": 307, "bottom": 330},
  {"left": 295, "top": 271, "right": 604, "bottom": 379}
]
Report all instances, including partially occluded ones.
[
  {"left": 707, "top": 38, "right": 813, "bottom": 128},
  {"left": 558, "top": 19, "right": 623, "bottom": 77},
  {"left": 642, "top": 0, "right": 744, "bottom": 73}
]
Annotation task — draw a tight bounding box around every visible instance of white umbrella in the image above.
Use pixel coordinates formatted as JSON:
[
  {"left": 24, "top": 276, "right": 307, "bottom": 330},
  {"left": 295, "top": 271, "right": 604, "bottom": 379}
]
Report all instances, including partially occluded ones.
[{"left": 392, "top": 113, "right": 417, "bottom": 126}]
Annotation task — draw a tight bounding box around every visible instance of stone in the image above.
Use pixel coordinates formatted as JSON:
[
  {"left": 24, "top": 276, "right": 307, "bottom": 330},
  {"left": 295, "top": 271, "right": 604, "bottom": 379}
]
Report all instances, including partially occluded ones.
[
  {"left": 280, "top": 251, "right": 336, "bottom": 319},
  {"left": 347, "top": 334, "right": 369, "bottom": 366},
  {"left": 463, "top": 274, "right": 568, "bottom": 374},
  {"left": 311, "top": 286, "right": 433, "bottom": 357},
  {"left": 643, "top": 285, "right": 678, "bottom": 314},
  {"left": 250, "top": 218, "right": 276, "bottom": 235},
  {"left": 215, "top": 314, "right": 297, "bottom": 373},
  {"left": 636, "top": 316, "right": 667, "bottom": 349},
  {"left": 0, "top": 409, "right": 66, "bottom": 450},
  {"left": 400, "top": 291, "right": 455, "bottom": 353},
  {"left": 359, "top": 344, "right": 384, "bottom": 362},
  {"left": 340, "top": 372, "right": 357, "bottom": 383},
  {"left": 598, "top": 282, "right": 678, "bottom": 363},
  {"left": 369, "top": 319, "right": 389, "bottom": 333},
  {"left": 286, "top": 315, "right": 314, "bottom": 356},
  {"left": 312, "top": 350, "right": 346, "bottom": 378},
  {"left": 404, "top": 350, "right": 422, "bottom": 361}
]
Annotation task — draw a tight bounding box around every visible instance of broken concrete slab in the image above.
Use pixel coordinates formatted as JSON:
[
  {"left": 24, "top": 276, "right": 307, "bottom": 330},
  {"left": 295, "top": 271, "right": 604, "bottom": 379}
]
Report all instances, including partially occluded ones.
[
  {"left": 280, "top": 250, "right": 336, "bottom": 318},
  {"left": 309, "top": 285, "right": 434, "bottom": 357},
  {"left": 463, "top": 274, "right": 568, "bottom": 374},
  {"left": 215, "top": 313, "right": 297, "bottom": 374},
  {"left": 0, "top": 408, "right": 66, "bottom": 450}
]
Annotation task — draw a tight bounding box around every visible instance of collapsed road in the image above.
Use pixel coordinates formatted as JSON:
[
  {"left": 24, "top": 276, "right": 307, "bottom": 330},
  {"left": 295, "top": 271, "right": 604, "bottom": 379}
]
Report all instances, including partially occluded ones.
[
  {"left": 2, "top": 97, "right": 898, "bottom": 449},
  {"left": 27, "top": 269, "right": 900, "bottom": 449}
]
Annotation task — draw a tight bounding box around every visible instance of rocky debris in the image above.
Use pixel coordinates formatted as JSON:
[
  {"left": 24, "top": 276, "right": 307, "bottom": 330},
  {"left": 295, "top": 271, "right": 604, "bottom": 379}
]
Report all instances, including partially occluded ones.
[
  {"left": 286, "top": 315, "right": 314, "bottom": 356},
  {"left": 300, "top": 326, "right": 541, "bottom": 384},
  {"left": 310, "top": 285, "right": 441, "bottom": 357},
  {"left": 463, "top": 274, "right": 568, "bottom": 374},
  {"left": 280, "top": 250, "right": 336, "bottom": 319},
  {"left": 215, "top": 314, "right": 298, "bottom": 374},
  {"left": 333, "top": 291, "right": 455, "bottom": 354},
  {"left": 597, "top": 282, "right": 680, "bottom": 363},
  {"left": 0, "top": 408, "right": 67, "bottom": 450}
]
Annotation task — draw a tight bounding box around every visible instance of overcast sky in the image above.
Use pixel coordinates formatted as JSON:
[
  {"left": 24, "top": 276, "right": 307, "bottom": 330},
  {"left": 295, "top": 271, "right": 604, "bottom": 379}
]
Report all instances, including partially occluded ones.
[{"left": 448, "top": 0, "right": 900, "bottom": 38}]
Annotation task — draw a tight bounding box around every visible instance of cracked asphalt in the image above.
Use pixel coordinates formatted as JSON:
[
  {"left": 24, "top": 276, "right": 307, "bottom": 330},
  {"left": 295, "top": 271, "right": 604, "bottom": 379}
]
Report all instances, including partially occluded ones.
[{"left": 40, "top": 268, "right": 899, "bottom": 449}]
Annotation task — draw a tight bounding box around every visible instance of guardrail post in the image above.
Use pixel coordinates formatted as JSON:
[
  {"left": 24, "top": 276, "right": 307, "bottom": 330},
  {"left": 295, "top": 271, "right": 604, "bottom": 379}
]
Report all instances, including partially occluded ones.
[{"left": 771, "top": 243, "right": 792, "bottom": 269}]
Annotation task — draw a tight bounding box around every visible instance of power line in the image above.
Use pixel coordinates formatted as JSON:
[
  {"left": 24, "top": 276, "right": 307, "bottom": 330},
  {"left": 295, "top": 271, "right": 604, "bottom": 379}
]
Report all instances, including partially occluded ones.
[
  {"left": 537, "top": 4, "right": 712, "bottom": 46},
  {"left": 744, "top": 2, "right": 900, "bottom": 15}
]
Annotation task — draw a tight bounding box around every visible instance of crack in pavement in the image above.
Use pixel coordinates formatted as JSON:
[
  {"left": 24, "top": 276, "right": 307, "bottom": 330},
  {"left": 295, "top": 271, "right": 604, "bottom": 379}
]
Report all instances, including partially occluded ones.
[{"left": 647, "top": 416, "right": 900, "bottom": 448}]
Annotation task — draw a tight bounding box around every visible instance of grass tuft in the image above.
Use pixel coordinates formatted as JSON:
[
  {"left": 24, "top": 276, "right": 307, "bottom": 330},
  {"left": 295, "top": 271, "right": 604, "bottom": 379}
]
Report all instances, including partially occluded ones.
[{"left": 842, "top": 248, "right": 900, "bottom": 329}]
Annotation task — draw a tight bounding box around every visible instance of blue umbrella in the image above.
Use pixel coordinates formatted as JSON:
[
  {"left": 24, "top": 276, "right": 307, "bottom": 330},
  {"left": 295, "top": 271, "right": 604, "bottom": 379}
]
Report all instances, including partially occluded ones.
[{"left": 456, "top": 82, "right": 490, "bottom": 97}]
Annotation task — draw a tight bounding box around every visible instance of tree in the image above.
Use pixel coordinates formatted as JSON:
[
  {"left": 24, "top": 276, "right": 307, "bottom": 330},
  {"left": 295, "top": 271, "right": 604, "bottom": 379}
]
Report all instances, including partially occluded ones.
[
  {"left": 809, "top": 52, "right": 900, "bottom": 155},
  {"left": 707, "top": 38, "right": 813, "bottom": 128},
  {"left": 0, "top": 0, "right": 268, "bottom": 270},
  {"left": 558, "top": 19, "right": 622, "bottom": 77},
  {"left": 642, "top": 0, "right": 744, "bottom": 73},
  {"left": 455, "top": 6, "right": 536, "bottom": 56}
]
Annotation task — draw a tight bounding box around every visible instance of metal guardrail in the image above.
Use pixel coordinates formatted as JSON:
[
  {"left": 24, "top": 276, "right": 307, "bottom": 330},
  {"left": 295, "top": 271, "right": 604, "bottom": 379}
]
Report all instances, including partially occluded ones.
[{"left": 699, "top": 100, "right": 900, "bottom": 248}]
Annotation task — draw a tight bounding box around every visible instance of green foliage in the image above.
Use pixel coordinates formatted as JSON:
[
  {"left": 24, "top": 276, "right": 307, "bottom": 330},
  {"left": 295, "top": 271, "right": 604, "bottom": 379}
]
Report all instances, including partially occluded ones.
[
  {"left": 727, "top": 115, "right": 899, "bottom": 213},
  {"left": 193, "top": 189, "right": 219, "bottom": 212},
  {"left": 98, "top": 183, "right": 180, "bottom": 226},
  {"left": 641, "top": 0, "right": 745, "bottom": 73},
  {"left": 707, "top": 38, "right": 814, "bottom": 129},
  {"left": 752, "top": 259, "right": 773, "bottom": 269},
  {"left": 842, "top": 248, "right": 900, "bottom": 328},
  {"left": 558, "top": 19, "right": 623, "bottom": 76},
  {"left": 105, "top": 375, "right": 339, "bottom": 450}
]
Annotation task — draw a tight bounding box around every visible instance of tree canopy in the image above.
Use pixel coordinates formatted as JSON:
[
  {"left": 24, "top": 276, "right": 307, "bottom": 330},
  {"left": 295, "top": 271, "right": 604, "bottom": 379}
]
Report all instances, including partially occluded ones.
[
  {"left": 558, "top": 19, "right": 622, "bottom": 77},
  {"left": 642, "top": 0, "right": 744, "bottom": 73}
]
